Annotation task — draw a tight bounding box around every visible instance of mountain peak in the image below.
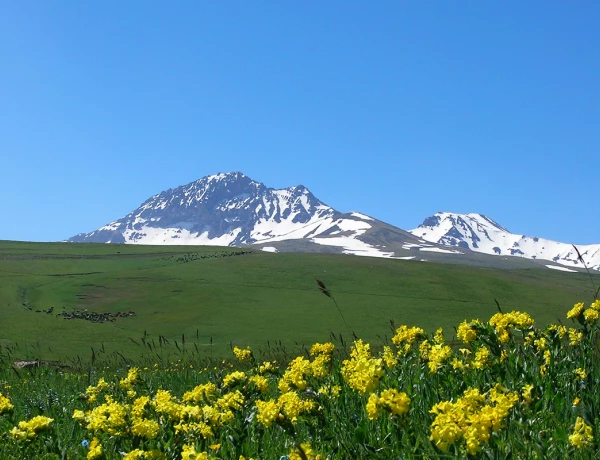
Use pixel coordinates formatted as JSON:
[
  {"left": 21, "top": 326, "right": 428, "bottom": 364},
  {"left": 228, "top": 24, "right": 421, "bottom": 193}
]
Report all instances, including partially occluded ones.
[{"left": 410, "top": 211, "right": 600, "bottom": 270}]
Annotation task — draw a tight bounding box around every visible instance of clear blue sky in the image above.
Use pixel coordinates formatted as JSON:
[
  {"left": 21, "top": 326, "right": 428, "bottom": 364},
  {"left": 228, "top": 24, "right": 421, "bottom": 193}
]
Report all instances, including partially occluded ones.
[{"left": 2, "top": 2, "right": 599, "bottom": 244}]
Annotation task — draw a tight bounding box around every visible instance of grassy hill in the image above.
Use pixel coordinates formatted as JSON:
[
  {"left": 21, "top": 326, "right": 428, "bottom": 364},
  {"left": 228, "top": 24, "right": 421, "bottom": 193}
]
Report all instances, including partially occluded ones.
[{"left": 0, "top": 240, "right": 597, "bottom": 361}]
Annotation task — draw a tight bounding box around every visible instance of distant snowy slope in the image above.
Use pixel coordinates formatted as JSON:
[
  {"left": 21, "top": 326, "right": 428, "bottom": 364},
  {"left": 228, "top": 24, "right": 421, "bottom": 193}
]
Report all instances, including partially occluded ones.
[
  {"left": 69, "top": 172, "right": 427, "bottom": 259},
  {"left": 410, "top": 212, "right": 600, "bottom": 270}
]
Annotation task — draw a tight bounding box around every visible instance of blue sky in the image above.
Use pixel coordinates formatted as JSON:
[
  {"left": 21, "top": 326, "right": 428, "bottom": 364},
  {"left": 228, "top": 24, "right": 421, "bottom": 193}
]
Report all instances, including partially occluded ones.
[{"left": 1, "top": 2, "right": 598, "bottom": 244}]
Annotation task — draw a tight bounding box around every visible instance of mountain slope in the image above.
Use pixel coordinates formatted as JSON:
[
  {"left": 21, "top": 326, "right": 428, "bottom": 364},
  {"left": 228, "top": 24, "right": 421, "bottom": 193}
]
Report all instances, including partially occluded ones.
[
  {"left": 410, "top": 212, "right": 600, "bottom": 271},
  {"left": 70, "top": 172, "right": 433, "bottom": 259}
]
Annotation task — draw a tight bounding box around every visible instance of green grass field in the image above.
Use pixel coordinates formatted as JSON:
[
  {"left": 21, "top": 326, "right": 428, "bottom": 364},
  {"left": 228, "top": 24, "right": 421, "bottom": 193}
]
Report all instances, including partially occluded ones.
[{"left": 1, "top": 240, "right": 598, "bottom": 361}]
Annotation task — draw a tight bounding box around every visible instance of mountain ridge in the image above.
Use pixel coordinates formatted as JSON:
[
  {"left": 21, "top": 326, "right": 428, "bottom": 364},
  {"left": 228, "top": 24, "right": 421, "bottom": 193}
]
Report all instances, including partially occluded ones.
[
  {"left": 410, "top": 211, "right": 600, "bottom": 271},
  {"left": 68, "top": 172, "right": 599, "bottom": 271}
]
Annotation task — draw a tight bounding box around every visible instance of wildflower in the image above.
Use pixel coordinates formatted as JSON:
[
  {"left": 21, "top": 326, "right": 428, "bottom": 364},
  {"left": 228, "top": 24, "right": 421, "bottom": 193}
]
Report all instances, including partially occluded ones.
[
  {"left": 472, "top": 346, "right": 490, "bottom": 370},
  {"left": 567, "top": 302, "right": 585, "bottom": 320},
  {"left": 569, "top": 417, "right": 593, "bottom": 449},
  {"left": 120, "top": 367, "right": 140, "bottom": 389},
  {"left": 10, "top": 415, "right": 54, "bottom": 440},
  {"left": 85, "top": 395, "right": 129, "bottom": 435},
  {"left": 573, "top": 397, "right": 581, "bottom": 406},
  {"left": 392, "top": 325, "right": 425, "bottom": 352},
  {"left": 575, "top": 368, "right": 587, "bottom": 381},
  {"left": 259, "top": 361, "right": 276, "bottom": 374},
  {"left": 568, "top": 328, "right": 583, "bottom": 346},
  {"left": 433, "top": 328, "right": 445, "bottom": 344},
  {"left": 341, "top": 340, "right": 384, "bottom": 394},
  {"left": 278, "top": 356, "right": 311, "bottom": 392},
  {"left": 289, "top": 442, "right": 323, "bottom": 460},
  {"left": 123, "top": 449, "right": 165, "bottom": 459},
  {"left": 249, "top": 375, "right": 269, "bottom": 393},
  {"left": 183, "top": 383, "right": 217, "bottom": 403},
  {"left": 430, "top": 385, "right": 518, "bottom": 455},
  {"left": 456, "top": 321, "right": 478, "bottom": 344},
  {"left": 152, "top": 390, "right": 183, "bottom": 420},
  {"left": 131, "top": 418, "right": 160, "bottom": 438},
  {"left": 256, "top": 399, "right": 281, "bottom": 427},
  {"left": 451, "top": 358, "right": 465, "bottom": 371},
  {"left": 310, "top": 342, "right": 335, "bottom": 356},
  {"left": 366, "top": 389, "right": 410, "bottom": 420},
  {"left": 490, "top": 311, "right": 534, "bottom": 344},
  {"left": 0, "top": 394, "right": 14, "bottom": 414},
  {"left": 222, "top": 371, "right": 247, "bottom": 387},
  {"left": 426, "top": 344, "right": 453, "bottom": 374},
  {"left": 81, "top": 439, "right": 90, "bottom": 448},
  {"left": 233, "top": 346, "right": 252, "bottom": 362},
  {"left": 85, "top": 378, "right": 111, "bottom": 403},
  {"left": 209, "top": 443, "right": 221, "bottom": 451},
  {"left": 278, "top": 391, "right": 315, "bottom": 422},
  {"left": 310, "top": 354, "right": 330, "bottom": 378},
  {"left": 591, "top": 300, "right": 600, "bottom": 311},
  {"left": 88, "top": 438, "right": 102, "bottom": 460},
  {"left": 522, "top": 384, "right": 534, "bottom": 405},
  {"left": 381, "top": 346, "right": 398, "bottom": 368},
  {"left": 584, "top": 308, "right": 599, "bottom": 323},
  {"left": 317, "top": 384, "right": 341, "bottom": 398}
]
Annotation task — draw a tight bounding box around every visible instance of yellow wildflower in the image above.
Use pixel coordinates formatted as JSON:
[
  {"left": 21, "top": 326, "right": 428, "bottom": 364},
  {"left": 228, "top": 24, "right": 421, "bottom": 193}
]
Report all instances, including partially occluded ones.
[
  {"left": 222, "top": 371, "right": 247, "bottom": 387},
  {"left": 289, "top": 442, "right": 323, "bottom": 460},
  {"left": 456, "top": 321, "right": 478, "bottom": 344},
  {"left": 575, "top": 368, "right": 587, "bottom": 381},
  {"left": 341, "top": 340, "right": 384, "bottom": 394},
  {"left": 521, "top": 384, "right": 534, "bottom": 405},
  {"left": 584, "top": 308, "right": 599, "bottom": 323},
  {"left": 119, "top": 367, "right": 140, "bottom": 389},
  {"left": 87, "top": 438, "right": 102, "bottom": 460},
  {"left": 567, "top": 302, "right": 585, "bottom": 320},
  {"left": 10, "top": 415, "right": 54, "bottom": 440},
  {"left": 0, "top": 394, "right": 14, "bottom": 414},
  {"left": 310, "top": 342, "right": 335, "bottom": 356},
  {"left": 256, "top": 399, "right": 281, "bottom": 427},
  {"left": 569, "top": 417, "right": 594, "bottom": 449},
  {"left": 568, "top": 328, "right": 583, "bottom": 346},
  {"left": 366, "top": 388, "right": 410, "bottom": 420},
  {"left": 233, "top": 346, "right": 252, "bottom": 362}
]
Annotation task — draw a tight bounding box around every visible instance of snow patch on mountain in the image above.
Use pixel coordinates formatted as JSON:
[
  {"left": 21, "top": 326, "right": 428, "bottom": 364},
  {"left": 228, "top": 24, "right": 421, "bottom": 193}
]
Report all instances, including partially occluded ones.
[{"left": 410, "top": 212, "right": 600, "bottom": 270}]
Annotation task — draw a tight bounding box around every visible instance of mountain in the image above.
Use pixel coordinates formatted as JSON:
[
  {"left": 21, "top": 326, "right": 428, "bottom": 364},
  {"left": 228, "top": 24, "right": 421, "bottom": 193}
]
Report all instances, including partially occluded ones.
[
  {"left": 68, "top": 173, "right": 597, "bottom": 271},
  {"left": 69, "top": 172, "right": 433, "bottom": 259},
  {"left": 410, "top": 212, "right": 600, "bottom": 271}
]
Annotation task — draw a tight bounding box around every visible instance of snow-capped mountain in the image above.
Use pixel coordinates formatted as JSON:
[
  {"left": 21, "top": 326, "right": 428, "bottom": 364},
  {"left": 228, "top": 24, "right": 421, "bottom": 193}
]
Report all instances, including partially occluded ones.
[
  {"left": 410, "top": 212, "right": 600, "bottom": 271},
  {"left": 68, "top": 172, "right": 427, "bottom": 258}
]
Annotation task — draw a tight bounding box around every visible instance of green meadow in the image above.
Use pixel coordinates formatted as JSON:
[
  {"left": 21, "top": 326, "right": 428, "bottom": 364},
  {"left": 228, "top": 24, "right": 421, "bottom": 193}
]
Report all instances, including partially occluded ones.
[{"left": 0, "top": 240, "right": 597, "bottom": 362}]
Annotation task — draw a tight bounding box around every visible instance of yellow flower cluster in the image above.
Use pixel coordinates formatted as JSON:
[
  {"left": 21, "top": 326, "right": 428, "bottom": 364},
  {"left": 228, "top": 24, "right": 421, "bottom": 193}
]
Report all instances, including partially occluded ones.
[
  {"left": 289, "top": 442, "right": 324, "bottom": 460},
  {"left": 88, "top": 437, "right": 102, "bottom": 460},
  {"left": 10, "top": 415, "right": 54, "bottom": 440},
  {"left": 425, "top": 343, "right": 453, "bottom": 374},
  {"left": 430, "top": 385, "right": 518, "bottom": 455},
  {"left": 569, "top": 416, "right": 594, "bottom": 449},
  {"left": 489, "top": 311, "right": 534, "bottom": 343},
  {"left": 391, "top": 325, "right": 425, "bottom": 355},
  {"left": 222, "top": 371, "right": 247, "bottom": 387},
  {"left": 182, "top": 382, "right": 217, "bottom": 404},
  {"left": 85, "top": 377, "right": 111, "bottom": 403},
  {"left": 120, "top": 367, "right": 140, "bottom": 390},
  {"left": 309, "top": 342, "right": 335, "bottom": 356},
  {"left": 366, "top": 388, "right": 410, "bottom": 420},
  {"left": 341, "top": 340, "right": 384, "bottom": 394},
  {"left": 256, "top": 391, "right": 315, "bottom": 427},
  {"left": 456, "top": 320, "right": 480, "bottom": 344},
  {"left": 0, "top": 393, "right": 14, "bottom": 414},
  {"left": 567, "top": 302, "right": 585, "bottom": 320},
  {"left": 233, "top": 346, "right": 252, "bottom": 362}
]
